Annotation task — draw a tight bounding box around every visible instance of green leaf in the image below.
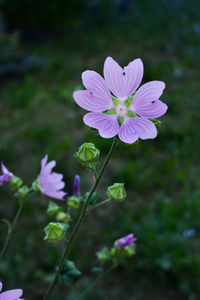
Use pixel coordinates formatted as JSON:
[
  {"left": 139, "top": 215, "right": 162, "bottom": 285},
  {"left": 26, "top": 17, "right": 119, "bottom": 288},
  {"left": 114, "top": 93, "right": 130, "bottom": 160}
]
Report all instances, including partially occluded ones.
[
  {"left": 83, "top": 192, "right": 101, "bottom": 206},
  {"left": 86, "top": 162, "right": 100, "bottom": 174},
  {"left": 58, "top": 260, "right": 82, "bottom": 286}
]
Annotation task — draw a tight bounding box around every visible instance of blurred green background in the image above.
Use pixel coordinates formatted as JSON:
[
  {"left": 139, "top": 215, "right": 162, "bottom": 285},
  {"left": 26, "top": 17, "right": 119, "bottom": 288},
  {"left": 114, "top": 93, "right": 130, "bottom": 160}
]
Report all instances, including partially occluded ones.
[{"left": 0, "top": 0, "right": 200, "bottom": 299}]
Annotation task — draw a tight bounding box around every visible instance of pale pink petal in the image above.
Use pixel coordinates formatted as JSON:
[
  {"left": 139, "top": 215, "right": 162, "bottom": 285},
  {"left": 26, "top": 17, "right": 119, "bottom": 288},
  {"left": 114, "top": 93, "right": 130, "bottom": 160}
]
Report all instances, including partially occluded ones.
[
  {"left": 40, "top": 155, "right": 48, "bottom": 173},
  {"left": 44, "top": 190, "right": 66, "bottom": 200},
  {"left": 0, "top": 289, "right": 23, "bottom": 300},
  {"left": 131, "top": 81, "right": 167, "bottom": 118},
  {"left": 104, "top": 57, "right": 143, "bottom": 99},
  {"left": 81, "top": 70, "right": 113, "bottom": 110},
  {"left": 49, "top": 172, "right": 63, "bottom": 183},
  {"left": 118, "top": 117, "right": 157, "bottom": 144},
  {"left": 1, "top": 162, "right": 13, "bottom": 177},
  {"left": 39, "top": 156, "right": 66, "bottom": 200},
  {"left": 134, "top": 100, "right": 168, "bottom": 118},
  {"left": 73, "top": 90, "right": 112, "bottom": 112},
  {"left": 83, "top": 112, "right": 119, "bottom": 138},
  {"left": 0, "top": 283, "right": 2, "bottom": 292},
  {"left": 118, "top": 120, "right": 139, "bottom": 144}
]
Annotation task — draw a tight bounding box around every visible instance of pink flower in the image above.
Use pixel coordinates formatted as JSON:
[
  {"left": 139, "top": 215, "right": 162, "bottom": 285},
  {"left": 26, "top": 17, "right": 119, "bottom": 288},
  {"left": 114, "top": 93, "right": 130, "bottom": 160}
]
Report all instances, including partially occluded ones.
[
  {"left": 38, "top": 155, "right": 67, "bottom": 200},
  {"left": 73, "top": 57, "right": 168, "bottom": 144},
  {"left": 0, "top": 162, "right": 13, "bottom": 186},
  {"left": 0, "top": 282, "right": 24, "bottom": 300},
  {"left": 117, "top": 233, "right": 137, "bottom": 249}
]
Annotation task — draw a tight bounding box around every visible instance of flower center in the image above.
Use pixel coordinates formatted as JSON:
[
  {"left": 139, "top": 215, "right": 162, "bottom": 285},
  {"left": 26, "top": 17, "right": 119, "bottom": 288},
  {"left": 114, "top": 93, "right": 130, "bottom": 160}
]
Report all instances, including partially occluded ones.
[{"left": 116, "top": 104, "right": 127, "bottom": 117}]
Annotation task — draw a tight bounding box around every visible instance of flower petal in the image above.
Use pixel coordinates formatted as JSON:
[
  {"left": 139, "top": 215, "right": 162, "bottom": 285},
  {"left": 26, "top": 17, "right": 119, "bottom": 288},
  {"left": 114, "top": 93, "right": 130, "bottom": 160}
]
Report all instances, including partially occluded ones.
[
  {"left": 0, "top": 289, "right": 23, "bottom": 300},
  {"left": 40, "top": 155, "right": 48, "bottom": 173},
  {"left": 131, "top": 81, "right": 167, "bottom": 118},
  {"left": 134, "top": 100, "right": 168, "bottom": 118},
  {"left": 80, "top": 70, "right": 113, "bottom": 111},
  {"left": 118, "top": 117, "right": 157, "bottom": 144},
  {"left": 43, "top": 190, "right": 66, "bottom": 200},
  {"left": 118, "top": 119, "right": 139, "bottom": 144},
  {"left": 104, "top": 57, "right": 143, "bottom": 99},
  {"left": 73, "top": 90, "right": 111, "bottom": 112},
  {"left": 0, "top": 283, "right": 2, "bottom": 292},
  {"left": 83, "top": 112, "right": 119, "bottom": 138}
]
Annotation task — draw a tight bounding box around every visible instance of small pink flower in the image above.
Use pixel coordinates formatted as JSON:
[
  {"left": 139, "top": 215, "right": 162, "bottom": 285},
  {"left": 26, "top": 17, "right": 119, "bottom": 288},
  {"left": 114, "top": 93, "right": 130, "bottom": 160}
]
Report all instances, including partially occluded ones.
[
  {"left": 74, "top": 57, "right": 168, "bottom": 144},
  {"left": 0, "top": 162, "right": 13, "bottom": 186},
  {"left": 0, "top": 282, "right": 24, "bottom": 300},
  {"left": 118, "top": 233, "right": 137, "bottom": 249},
  {"left": 39, "top": 155, "right": 67, "bottom": 200}
]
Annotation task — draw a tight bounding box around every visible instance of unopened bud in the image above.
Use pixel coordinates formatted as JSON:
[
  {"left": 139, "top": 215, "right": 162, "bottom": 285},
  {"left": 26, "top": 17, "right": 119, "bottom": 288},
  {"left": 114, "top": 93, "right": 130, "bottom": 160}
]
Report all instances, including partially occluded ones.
[
  {"left": 68, "top": 196, "right": 81, "bottom": 209},
  {"left": 107, "top": 183, "right": 126, "bottom": 201},
  {"left": 75, "top": 143, "right": 100, "bottom": 165},
  {"left": 44, "top": 222, "right": 68, "bottom": 243},
  {"left": 96, "top": 247, "right": 111, "bottom": 263},
  {"left": 10, "top": 175, "right": 23, "bottom": 190},
  {"left": 47, "top": 201, "right": 61, "bottom": 216},
  {"left": 15, "top": 185, "right": 29, "bottom": 199}
]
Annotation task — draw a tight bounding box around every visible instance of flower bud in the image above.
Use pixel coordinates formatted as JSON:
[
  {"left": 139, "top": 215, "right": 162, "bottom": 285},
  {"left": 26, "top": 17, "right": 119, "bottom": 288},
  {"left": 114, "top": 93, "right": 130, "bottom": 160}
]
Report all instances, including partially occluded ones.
[
  {"left": 10, "top": 175, "right": 23, "bottom": 190},
  {"left": 68, "top": 196, "right": 81, "bottom": 209},
  {"left": 15, "top": 185, "right": 29, "bottom": 199},
  {"left": 75, "top": 143, "right": 100, "bottom": 165},
  {"left": 47, "top": 201, "right": 61, "bottom": 216},
  {"left": 123, "top": 244, "right": 136, "bottom": 257},
  {"left": 96, "top": 247, "right": 111, "bottom": 263},
  {"left": 107, "top": 183, "right": 126, "bottom": 201},
  {"left": 44, "top": 222, "right": 68, "bottom": 243},
  {"left": 56, "top": 211, "right": 71, "bottom": 223}
]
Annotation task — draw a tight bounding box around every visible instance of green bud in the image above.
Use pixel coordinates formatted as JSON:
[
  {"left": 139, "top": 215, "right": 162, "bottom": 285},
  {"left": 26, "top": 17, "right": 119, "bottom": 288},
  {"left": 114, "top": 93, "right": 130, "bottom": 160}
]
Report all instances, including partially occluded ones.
[
  {"left": 107, "top": 183, "right": 126, "bottom": 201},
  {"left": 68, "top": 196, "right": 81, "bottom": 209},
  {"left": 32, "top": 178, "right": 41, "bottom": 193},
  {"left": 10, "top": 175, "right": 23, "bottom": 190},
  {"left": 44, "top": 222, "right": 69, "bottom": 243},
  {"left": 15, "top": 185, "right": 29, "bottom": 199},
  {"left": 75, "top": 143, "right": 100, "bottom": 166},
  {"left": 110, "top": 247, "right": 117, "bottom": 256},
  {"left": 123, "top": 244, "right": 136, "bottom": 257},
  {"left": 56, "top": 211, "right": 71, "bottom": 223},
  {"left": 96, "top": 247, "right": 111, "bottom": 263},
  {"left": 47, "top": 201, "right": 61, "bottom": 216}
]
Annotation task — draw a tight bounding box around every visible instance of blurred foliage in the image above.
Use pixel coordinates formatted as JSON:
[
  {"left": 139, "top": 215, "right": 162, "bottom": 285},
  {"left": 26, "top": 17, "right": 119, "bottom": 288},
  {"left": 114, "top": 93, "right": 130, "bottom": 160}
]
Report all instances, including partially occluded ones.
[{"left": 0, "top": 0, "right": 200, "bottom": 299}]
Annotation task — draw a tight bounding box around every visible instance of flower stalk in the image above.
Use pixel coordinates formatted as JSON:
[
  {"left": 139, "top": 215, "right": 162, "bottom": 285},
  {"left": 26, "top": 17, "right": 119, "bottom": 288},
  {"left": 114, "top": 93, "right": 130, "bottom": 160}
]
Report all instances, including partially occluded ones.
[
  {"left": 43, "top": 137, "right": 118, "bottom": 300},
  {"left": 0, "top": 198, "right": 25, "bottom": 260}
]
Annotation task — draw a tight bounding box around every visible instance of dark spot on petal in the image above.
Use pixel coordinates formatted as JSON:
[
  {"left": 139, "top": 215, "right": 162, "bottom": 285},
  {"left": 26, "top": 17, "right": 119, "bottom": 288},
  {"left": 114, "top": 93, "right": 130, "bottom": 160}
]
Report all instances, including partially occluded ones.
[
  {"left": 122, "top": 72, "right": 125, "bottom": 75},
  {"left": 152, "top": 100, "right": 155, "bottom": 103}
]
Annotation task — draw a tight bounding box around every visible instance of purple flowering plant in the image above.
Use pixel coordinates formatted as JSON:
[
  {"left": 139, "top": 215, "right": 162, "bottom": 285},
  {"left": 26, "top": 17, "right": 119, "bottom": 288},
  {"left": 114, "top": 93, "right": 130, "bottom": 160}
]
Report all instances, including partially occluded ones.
[{"left": 0, "top": 57, "right": 167, "bottom": 299}]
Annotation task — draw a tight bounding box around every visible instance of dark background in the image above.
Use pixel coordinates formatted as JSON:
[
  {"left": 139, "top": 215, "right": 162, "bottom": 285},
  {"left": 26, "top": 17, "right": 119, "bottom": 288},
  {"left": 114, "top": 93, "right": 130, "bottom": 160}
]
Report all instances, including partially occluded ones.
[{"left": 0, "top": 0, "right": 200, "bottom": 299}]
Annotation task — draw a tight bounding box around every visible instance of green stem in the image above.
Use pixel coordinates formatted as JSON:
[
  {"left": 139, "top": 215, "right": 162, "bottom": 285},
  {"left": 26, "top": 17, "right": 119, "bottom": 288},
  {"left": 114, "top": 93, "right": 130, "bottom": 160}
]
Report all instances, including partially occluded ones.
[
  {"left": 0, "top": 199, "right": 24, "bottom": 260},
  {"left": 91, "top": 162, "right": 98, "bottom": 180},
  {"left": 43, "top": 138, "right": 118, "bottom": 300},
  {"left": 88, "top": 199, "right": 111, "bottom": 213},
  {"left": 74, "top": 266, "right": 114, "bottom": 300}
]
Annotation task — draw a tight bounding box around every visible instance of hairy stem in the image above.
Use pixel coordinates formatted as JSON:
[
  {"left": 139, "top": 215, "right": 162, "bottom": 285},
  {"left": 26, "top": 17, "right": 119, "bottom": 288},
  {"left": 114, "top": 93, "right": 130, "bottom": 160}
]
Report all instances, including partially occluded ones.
[{"left": 43, "top": 138, "right": 118, "bottom": 300}]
